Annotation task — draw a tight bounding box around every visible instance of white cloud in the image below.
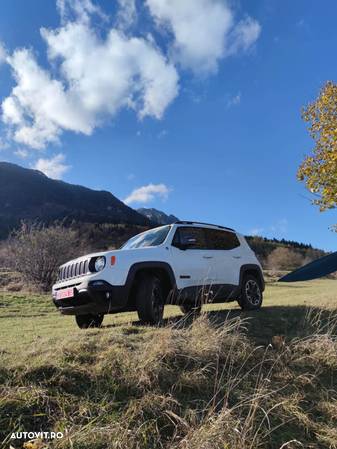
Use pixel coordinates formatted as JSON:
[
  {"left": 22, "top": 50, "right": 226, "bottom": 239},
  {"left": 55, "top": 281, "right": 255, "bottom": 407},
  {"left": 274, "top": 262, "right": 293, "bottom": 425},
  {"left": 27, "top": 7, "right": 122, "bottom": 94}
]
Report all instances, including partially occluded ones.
[
  {"left": 2, "top": 96, "right": 24, "bottom": 126},
  {"left": 147, "top": 0, "right": 232, "bottom": 73},
  {"left": 146, "top": 0, "right": 261, "bottom": 74},
  {"left": 43, "top": 24, "right": 179, "bottom": 118},
  {"left": 56, "top": 0, "right": 107, "bottom": 24},
  {"left": 227, "top": 91, "right": 241, "bottom": 108},
  {"left": 0, "top": 0, "right": 260, "bottom": 149},
  {"left": 0, "top": 42, "right": 6, "bottom": 65},
  {"left": 33, "top": 153, "right": 70, "bottom": 179},
  {"left": 249, "top": 219, "right": 288, "bottom": 238},
  {"left": 15, "top": 148, "right": 29, "bottom": 159},
  {"left": 117, "top": 0, "right": 137, "bottom": 29},
  {"left": 1, "top": 3, "right": 178, "bottom": 149},
  {"left": 227, "top": 17, "right": 261, "bottom": 55},
  {"left": 2, "top": 48, "right": 92, "bottom": 149},
  {"left": 124, "top": 183, "right": 171, "bottom": 205},
  {"left": 0, "top": 136, "right": 9, "bottom": 150}
]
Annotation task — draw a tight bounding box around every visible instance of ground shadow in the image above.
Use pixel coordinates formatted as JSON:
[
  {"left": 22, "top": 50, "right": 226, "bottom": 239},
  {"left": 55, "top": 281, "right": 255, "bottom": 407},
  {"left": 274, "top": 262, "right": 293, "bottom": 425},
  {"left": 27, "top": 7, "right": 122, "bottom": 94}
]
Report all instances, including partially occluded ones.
[
  {"left": 103, "top": 305, "right": 336, "bottom": 346},
  {"left": 208, "top": 305, "right": 336, "bottom": 345}
]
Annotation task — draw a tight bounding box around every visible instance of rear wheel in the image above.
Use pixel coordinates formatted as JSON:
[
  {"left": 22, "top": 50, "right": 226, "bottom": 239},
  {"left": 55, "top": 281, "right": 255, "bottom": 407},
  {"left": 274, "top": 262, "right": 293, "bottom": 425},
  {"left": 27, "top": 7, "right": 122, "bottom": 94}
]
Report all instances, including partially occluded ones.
[
  {"left": 136, "top": 275, "right": 165, "bottom": 325},
  {"left": 238, "top": 275, "right": 263, "bottom": 311},
  {"left": 75, "top": 314, "right": 104, "bottom": 329}
]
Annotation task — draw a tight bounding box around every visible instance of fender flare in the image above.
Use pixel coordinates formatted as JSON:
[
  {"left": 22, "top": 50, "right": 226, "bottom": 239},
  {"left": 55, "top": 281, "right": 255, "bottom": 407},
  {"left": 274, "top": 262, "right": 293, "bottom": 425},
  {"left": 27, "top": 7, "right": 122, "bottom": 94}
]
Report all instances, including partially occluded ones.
[
  {"left": 239, "top": 264, "right": 265, "bottom": 291},
  {"left": 125, "top": 261, "right": 177, "bottom": 294}
]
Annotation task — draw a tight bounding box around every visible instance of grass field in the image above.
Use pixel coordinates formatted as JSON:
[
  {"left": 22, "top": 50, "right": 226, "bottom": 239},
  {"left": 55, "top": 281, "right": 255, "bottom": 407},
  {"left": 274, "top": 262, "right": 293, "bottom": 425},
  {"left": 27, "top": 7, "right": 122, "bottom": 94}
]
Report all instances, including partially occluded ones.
[{"left": 1, "top": 279, "right": 337, "bottom": 449}]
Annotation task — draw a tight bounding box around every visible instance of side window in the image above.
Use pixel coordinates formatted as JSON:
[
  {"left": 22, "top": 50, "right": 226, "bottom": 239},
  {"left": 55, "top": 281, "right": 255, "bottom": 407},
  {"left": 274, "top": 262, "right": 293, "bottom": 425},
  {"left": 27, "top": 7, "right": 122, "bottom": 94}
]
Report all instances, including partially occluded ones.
[
  {"left": 172, "top": 227, "right": 207, "bottom": 249},
  {"left": 205, "top": 228, "right": 240, "bottom": 250}
]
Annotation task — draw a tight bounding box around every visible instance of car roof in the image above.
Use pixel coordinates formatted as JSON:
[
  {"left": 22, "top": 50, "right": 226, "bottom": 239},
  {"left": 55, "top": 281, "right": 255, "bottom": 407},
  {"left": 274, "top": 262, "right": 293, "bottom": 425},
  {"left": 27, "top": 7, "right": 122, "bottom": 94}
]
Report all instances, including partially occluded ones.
[{"left": 174, "top": 221, "right": 235, "bottom": 232}]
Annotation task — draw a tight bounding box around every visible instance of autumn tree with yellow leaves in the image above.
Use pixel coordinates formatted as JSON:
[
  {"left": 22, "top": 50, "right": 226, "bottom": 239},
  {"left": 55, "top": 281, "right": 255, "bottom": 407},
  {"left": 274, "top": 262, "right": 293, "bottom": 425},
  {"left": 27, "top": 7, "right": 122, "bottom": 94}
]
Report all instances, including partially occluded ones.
[{"left": 298, "top": 81, "right": 337, "bottom": 229}]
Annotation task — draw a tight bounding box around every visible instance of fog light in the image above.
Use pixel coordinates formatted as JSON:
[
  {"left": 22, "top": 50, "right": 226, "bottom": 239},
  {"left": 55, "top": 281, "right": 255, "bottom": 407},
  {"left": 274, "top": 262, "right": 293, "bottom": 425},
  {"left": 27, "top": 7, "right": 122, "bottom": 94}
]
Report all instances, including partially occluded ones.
[{"left": 91, "top": 280, "right": 106, "bottom": 287}]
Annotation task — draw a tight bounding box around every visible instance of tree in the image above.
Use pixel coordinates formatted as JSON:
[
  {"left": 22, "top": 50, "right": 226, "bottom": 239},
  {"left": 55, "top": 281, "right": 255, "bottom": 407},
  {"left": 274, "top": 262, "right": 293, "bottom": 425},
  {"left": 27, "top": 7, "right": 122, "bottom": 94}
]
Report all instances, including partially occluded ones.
[
  {"left": 298, "top": 81, "right": 337, "bottom": 228},
  {"left": 7, "top": 222, "right": 79, "bottom": 291},
  {"left": 267, "top": 247, "right": 303, "bottom": 271}
]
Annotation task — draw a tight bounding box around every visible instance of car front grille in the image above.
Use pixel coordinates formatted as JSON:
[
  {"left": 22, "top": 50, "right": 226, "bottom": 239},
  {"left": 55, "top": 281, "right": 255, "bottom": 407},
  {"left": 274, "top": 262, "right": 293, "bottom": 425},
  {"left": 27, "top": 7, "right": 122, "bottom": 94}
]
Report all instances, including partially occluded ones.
[{"left": 58, "top": 259, "right": 90, "bottom": 281}]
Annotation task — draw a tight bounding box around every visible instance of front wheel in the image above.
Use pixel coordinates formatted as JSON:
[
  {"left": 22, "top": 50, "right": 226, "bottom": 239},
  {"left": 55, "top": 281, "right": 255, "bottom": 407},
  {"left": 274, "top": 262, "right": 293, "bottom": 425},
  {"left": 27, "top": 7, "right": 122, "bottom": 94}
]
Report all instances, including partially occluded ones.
[
  {"left": 75, "top": 314, "right": 104, "bottom": 329},
  {"left": 136, "top": 275, "right": 165, "bottom": 325},
  {"left": 238, "top": 275, "right": 263, "bottom": 311}
]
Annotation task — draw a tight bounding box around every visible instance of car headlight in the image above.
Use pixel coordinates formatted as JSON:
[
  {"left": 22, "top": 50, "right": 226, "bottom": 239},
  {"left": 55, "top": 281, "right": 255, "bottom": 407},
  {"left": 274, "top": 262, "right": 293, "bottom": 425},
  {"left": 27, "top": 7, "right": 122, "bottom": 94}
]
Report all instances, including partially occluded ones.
[{"left": 94, "top": 256, "right": 106, "bottom": 272}]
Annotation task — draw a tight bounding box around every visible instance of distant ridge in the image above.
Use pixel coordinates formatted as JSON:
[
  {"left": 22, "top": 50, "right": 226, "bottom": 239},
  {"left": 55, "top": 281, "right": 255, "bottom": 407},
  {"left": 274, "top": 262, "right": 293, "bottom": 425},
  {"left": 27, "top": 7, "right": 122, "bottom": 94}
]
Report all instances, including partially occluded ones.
[
  {"left": 0, "top": 162, "right": 149, "bottom": 238},
  {"left": 0, "top": 162, "right": 327, "bottom": 265},
  {"left": 137, "top": 208, "right": 179, "bottom": 225}
]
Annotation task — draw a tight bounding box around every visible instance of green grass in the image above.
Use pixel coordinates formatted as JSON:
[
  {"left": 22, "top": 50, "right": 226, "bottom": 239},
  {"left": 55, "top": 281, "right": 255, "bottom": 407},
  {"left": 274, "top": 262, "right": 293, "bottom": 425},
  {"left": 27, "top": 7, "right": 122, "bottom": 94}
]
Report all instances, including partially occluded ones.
[
  {"left": 1, "top": 279, "right": 336, "bottom": 357},
  {"left": 0, "top": 279, "right": 336, "bottom": 449}
]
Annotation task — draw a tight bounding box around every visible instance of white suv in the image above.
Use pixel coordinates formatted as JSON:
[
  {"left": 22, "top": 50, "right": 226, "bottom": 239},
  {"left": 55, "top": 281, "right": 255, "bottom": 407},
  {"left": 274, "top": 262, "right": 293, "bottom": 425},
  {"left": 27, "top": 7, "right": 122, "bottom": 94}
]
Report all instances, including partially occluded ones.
[{"left": 52, "top": 222, "right": 264, "bottom": 328}]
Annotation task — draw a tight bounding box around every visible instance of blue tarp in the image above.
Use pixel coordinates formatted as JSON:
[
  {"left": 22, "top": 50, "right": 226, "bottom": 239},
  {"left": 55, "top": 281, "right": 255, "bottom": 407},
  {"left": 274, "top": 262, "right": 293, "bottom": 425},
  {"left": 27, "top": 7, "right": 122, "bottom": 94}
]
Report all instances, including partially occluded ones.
[{"left": 279, "top": 251, "right": 337, "bottom": 282}]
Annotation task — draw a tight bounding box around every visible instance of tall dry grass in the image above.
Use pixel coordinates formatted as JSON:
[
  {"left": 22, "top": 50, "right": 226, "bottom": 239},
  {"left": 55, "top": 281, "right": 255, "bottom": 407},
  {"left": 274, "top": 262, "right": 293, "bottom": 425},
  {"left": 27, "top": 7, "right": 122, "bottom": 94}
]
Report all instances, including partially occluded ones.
[{"left": 1, "top": 309, "right": 336, "bottom": 449}]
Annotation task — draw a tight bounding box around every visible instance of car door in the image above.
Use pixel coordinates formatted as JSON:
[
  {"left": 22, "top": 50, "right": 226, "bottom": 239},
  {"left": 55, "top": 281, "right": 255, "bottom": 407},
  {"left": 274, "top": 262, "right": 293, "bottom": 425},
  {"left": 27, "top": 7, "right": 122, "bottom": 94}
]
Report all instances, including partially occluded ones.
[
  {"left": 204, "top": 228, "right": 242, "bottom": 287},
  {"left": 169, "top": 226, "right": 216, "bottom": 290}
]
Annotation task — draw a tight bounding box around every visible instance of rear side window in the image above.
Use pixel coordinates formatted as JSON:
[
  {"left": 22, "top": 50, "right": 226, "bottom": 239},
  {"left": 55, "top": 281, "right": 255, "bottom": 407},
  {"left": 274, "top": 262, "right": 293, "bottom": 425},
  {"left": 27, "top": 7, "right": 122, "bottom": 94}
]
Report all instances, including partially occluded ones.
[
  {"left": 205, "top": 228, "right": 240, "bottom": 250},
  {"left": 172, "top": 227, "right": 207, "bottom": 249}
]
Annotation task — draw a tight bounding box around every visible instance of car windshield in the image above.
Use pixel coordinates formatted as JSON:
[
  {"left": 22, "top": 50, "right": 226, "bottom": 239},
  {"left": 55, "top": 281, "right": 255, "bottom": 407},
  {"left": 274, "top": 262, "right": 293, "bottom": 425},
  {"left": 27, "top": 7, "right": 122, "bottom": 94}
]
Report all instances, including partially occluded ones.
[{"left": 121, "top": 226, "right": 171, "bottom": 250}]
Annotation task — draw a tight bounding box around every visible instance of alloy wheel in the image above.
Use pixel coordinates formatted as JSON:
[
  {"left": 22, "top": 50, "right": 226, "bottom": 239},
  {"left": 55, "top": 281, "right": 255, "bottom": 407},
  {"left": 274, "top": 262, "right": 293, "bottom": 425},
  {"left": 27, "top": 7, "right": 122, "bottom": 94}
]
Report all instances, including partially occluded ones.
[{"left": 245, "top": 279, "right": 261, "bottom": 306}]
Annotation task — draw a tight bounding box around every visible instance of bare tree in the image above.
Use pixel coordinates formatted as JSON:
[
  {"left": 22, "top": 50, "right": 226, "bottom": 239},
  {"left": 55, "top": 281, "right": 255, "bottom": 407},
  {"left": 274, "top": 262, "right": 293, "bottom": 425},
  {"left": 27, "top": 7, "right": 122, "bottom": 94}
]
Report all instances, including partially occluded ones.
[
  {"left": 7, "top": 222, "right": 79, "bottom": 291},
  {"left": 267, "top": 247, "right": 304, "bottom": 271},
  {"left": 0, "top": 242, "right": 8, "bottom": 270}
]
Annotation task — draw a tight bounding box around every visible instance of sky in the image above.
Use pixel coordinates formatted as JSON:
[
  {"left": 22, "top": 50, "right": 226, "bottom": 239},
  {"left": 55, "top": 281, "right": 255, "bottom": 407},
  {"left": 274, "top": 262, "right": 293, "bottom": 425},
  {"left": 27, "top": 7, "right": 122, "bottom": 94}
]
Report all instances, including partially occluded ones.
[{"left": 0, "top": 0, "right": 336, "bottom": 252}]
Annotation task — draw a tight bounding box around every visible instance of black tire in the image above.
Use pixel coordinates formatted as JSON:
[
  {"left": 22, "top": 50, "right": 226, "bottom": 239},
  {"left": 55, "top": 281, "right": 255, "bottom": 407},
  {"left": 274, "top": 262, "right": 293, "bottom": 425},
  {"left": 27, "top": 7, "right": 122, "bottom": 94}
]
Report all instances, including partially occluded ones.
[
  {"left": 238, "top": 275, "right": 263, "bottom": 311},
  {"left": 180, "top": 302, "right": 202, "bottom": 316},
  {"left": 136, "top": 275, "right": 165, "bottom": 325},
  {"left": 75, "top": 314, "right": 104, "bottom": 329}
]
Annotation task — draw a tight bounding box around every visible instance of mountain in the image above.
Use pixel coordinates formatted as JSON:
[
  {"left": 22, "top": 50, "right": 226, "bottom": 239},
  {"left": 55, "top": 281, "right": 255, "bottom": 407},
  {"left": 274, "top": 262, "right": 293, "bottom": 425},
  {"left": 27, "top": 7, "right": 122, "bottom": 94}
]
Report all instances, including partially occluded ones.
[
  {"left": 137, "top": 208, "right": 179, "bottom": 225},
  {"left": 0, "top": 162, "right": 149, "bottom": 238}
]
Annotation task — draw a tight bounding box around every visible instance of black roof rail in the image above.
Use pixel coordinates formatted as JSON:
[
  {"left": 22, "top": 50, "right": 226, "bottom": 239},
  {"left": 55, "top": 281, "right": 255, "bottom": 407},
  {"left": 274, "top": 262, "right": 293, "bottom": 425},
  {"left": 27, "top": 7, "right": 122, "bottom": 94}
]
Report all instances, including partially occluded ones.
[{"left": 174, "top": 221, "right": 235, "bottom": 232}]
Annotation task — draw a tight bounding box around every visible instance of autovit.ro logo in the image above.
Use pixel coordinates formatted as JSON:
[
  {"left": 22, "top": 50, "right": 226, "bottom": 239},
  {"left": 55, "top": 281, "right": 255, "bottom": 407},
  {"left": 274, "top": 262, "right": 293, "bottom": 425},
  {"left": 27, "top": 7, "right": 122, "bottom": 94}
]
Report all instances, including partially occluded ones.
[{"left": 10, "top": 431, "right": 64, "bottom": 440}]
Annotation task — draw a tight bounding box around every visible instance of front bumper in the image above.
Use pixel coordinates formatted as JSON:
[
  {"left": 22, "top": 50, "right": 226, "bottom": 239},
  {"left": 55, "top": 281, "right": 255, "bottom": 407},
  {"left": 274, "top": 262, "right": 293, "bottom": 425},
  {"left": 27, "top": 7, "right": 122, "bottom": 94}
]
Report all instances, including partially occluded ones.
[{"left": 52, "top": 280, "right": 128, "bottom": 316}]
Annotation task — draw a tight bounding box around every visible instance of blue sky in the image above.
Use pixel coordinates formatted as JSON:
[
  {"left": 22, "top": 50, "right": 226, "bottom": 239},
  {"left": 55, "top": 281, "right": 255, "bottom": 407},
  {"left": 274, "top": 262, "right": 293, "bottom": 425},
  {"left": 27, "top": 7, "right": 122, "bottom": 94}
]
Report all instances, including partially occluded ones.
[{"left": 0, "top": 0, "right": 336, "bottom": 251}]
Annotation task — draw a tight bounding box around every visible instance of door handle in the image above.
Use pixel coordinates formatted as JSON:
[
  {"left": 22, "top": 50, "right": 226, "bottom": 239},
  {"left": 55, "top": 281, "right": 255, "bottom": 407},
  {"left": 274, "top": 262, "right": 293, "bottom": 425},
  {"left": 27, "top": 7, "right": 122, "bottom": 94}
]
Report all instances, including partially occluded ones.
[
  {"left": 233, "top": 256, "right": 241, "bottom": 259},
  {"left": 203, "top": 256, "right": 213, "bottom": 259}
]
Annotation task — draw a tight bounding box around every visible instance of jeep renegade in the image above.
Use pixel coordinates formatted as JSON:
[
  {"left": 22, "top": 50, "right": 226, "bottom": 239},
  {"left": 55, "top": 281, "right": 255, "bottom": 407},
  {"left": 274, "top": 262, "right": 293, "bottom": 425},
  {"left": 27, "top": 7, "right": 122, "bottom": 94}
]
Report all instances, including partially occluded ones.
[{"left": 52, "top": 222, "right": 264, "bottom": 328}]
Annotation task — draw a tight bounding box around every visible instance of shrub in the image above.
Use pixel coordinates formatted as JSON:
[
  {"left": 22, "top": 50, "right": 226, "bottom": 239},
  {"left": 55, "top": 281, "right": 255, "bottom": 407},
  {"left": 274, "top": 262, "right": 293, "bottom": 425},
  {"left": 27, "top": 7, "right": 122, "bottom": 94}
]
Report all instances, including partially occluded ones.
[
  {"left": 267, "top": 247, "right": 304, "bottom": 271},
  {"left": 6, "top": 222, "right": 79, "bottom": 291}
]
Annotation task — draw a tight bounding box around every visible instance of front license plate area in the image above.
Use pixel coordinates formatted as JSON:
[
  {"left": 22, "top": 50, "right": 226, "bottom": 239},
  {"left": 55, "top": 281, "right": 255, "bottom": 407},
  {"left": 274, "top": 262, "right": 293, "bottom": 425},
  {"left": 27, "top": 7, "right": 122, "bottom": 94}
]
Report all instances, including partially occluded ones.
[{"left": 56, "top": 287, "right": 75, "bottom": 300}]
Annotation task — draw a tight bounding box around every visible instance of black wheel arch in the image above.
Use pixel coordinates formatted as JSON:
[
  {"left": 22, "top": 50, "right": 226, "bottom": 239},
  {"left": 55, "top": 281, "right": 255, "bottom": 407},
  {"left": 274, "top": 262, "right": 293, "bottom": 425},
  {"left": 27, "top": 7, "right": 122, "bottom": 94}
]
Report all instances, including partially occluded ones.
[
  {"left": 239, "top": 264, "right": 265, "bottom": 291},
  {"left": 125, "top": 261, "right": 177, "bottom": 308}
]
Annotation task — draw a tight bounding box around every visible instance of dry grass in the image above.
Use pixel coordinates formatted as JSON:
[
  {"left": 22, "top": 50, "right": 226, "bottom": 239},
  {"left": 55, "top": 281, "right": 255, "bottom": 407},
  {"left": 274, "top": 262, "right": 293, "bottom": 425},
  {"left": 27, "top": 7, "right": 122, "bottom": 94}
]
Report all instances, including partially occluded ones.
[{"left": 0, "top": 280, "right": 337, "bottom": 449}]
